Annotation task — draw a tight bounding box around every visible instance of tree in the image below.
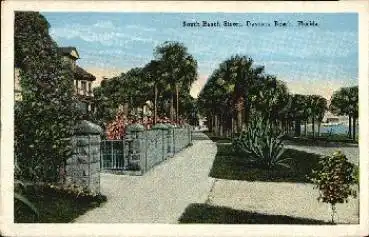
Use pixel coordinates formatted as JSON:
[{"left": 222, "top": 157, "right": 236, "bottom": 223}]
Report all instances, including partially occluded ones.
[
  {"left": 288, "top": 94, "right": 308, "bottom": 136},
  {"left": 316, "top": 97, "right": 328, "bottom": 136},
  {"left": 309, "top": 151, "right": 357, "bottom": 223},
  {"left": 330, "top": 86, "right": 358, "bottom": 140},
  {"left": 14, "top": 12, "right": 79, "bottom": 182},
  {"left": 142, "top": 60, "right": 164, "bottom": 125},
  {"left": 307, "top": 95, "right": 327, "bottom": 138},
  {"left": 154, "top": 41, "right": 198, "bottom": 122}
]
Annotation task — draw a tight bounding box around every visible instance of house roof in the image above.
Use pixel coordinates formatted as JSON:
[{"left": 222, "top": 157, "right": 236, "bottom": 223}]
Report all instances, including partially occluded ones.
[
  {"left": 59, "top": 47, "right": 80, "bottom": 59},
  {"left": 75, "top": 65, "right": 96, "bottom": 81}
]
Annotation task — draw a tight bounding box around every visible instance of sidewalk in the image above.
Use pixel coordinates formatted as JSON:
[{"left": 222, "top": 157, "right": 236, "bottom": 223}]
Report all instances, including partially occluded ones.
[{"left": 73, "top": 132, "right": 217, "bottom": 223}]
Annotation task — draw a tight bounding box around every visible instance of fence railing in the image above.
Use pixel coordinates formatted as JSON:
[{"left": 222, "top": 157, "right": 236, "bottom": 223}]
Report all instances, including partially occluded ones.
[{"left": 101, "top": 125, "right": 192, "bottom": 175}]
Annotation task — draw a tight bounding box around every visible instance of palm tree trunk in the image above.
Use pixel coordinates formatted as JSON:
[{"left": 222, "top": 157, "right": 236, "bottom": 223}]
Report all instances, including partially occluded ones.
[
  {"left": 353, "top": 117, "right": 356, "bottom": 141},
  {"left": 304, "top": 121, "right": 308, "bottom": 136},
  {"left": 176, "top": 84, "right": 179, "bottom": 123},
  {"left": 312, "top": 117, "right": 315, "bottom": 138},
  {"left": 219, "top": 114, "right": 223, "bottom": 137},
  {"left": 348, "top": 115, "right": 352, "bottom": 138},
  {"left": 154, "top": 84, "right": 157, "bottom": 124},
  {"left": 170, "top": 93, "right": 175, "bottom": 122},
  {"left": 214, "top": 115, "right": 219, "bottom": 136},
  {"left": 294, "top": 120, "right": 301, "bottom": 137},
  {"left": 208, "top": 115, "right": 213, "bottom": 133},
  {"left": 318, "top": 122, "right": 321, "bottom": 137}
]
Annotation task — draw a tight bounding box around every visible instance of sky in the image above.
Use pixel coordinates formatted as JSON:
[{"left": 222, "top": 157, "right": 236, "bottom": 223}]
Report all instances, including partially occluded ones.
[{"left": 42, "top": 12, "right": 358, "bottom": 99}]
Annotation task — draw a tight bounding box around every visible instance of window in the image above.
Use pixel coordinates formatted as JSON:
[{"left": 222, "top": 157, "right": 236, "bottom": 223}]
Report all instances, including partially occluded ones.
[
  {"left": 81, "top": 81, "right": 87, "bottom": 95},
  {"left": 88, "top": 82, "right": 92, "bottom": 96}
]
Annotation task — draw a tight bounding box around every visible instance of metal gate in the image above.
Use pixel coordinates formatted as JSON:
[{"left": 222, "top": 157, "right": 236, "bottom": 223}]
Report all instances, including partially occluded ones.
[{"left": 100, "top": 139, "right": 129, "bottom": 170}]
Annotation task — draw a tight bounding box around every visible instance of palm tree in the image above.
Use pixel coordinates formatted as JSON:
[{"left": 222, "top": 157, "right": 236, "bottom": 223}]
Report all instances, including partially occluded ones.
[
  {"left": 215, "top": 55, "right": 264, "bottom": 133},
  {"left": 289, "top": 94, "right": 308, "bottom": 137},
  {"left": 142, "top": 60, "right": 163, "bottom": 124},
  {"left": 316, "top": 97, "right": 328, "bottom": 136},
  {"left": 154, "top": 41, "right": 198, "bottom": 123},
  {"left": 330, "top": 86, "right": 358, "bottom": 140},
  {"left": 306, "top": 95, "right": 325, "bottom": 138}
]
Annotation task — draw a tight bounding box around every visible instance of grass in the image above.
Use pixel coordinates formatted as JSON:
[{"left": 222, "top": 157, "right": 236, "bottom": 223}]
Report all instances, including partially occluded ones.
[
  {"left": 179, "top": 203, "right": 332, "bottom": 224},
  {"left": 14, "top": 184, "right": 107, "bottom": 223},
  {"left": 284, "top": 133, "right": 358, "bottom": 145},
  {"left": 209, "top": 143, "right": 322, "bottom": 183},
  {"left": 204, "top": 131, "right": 358, "bottom": 145},
  {"left": 203, "top": 132, "right": 232, "bottom": 143}
]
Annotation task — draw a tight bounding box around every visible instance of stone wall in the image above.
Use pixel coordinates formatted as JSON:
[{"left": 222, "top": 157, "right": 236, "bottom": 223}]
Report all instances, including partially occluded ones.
[
  {"left": 102, "top": 124, "right": 192, "bottom": 175},
  {"left": 65, "top": 120, "right": 103, "bottom": 194}
]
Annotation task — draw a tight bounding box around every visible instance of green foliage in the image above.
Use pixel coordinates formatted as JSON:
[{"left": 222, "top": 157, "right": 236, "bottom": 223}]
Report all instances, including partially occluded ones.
[
  {"left": 232, "top": 119, "right": 290, "bottom": 170},
  {"left": 330, "top": 86, "right": 358, "bottom": 118},
  {"left": 14, "top": 12, "right": 79, "bottom": 182},
  {"left": 93, "top": 41, "right": 198, "bottom": 126},
  {"left": 309, "top": 151, "right": 357, "bottom": 223},
  {"left": 210, "top": 144, "right": 321, "bottom": 183}
]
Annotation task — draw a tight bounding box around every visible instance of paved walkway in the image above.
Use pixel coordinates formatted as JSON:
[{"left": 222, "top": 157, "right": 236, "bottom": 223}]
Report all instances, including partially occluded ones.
[
  {"left": 209, "top": 179, "right": 359, "bottom": 224},
  {"left": 74, "top": 132, "right": 217, "bottom": 223}
]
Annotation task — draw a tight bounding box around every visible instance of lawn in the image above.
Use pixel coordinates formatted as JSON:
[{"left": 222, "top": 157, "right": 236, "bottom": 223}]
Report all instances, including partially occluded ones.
[
  {"left": 284, "top": 134, "right": 358, "bottom": 145},
  {"left": 203, "top": 132, "right": 232, "bottom": 143},
  {"left": 209, "top": 143, "right": 322, "bottom": 183},
  {"left": 179, "top": 203, "right": 331, "bottom": 224},
  {"left": 14, "top": 184, "right": 107, "bottom": 223}
]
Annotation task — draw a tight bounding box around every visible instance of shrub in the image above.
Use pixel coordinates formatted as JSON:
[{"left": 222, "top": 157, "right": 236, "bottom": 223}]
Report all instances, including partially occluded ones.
[
  {"left": 309, "top": 151, "right": 357, "bottom": 223},
  {"left": 105, "top": 111, "right": 177, "bottom": 140},
  {"left": 14, "top": 12, "right": 80, "bottom": 182},
  {"left": 232, "top": 119, "right": 290, "bottom": 170}
]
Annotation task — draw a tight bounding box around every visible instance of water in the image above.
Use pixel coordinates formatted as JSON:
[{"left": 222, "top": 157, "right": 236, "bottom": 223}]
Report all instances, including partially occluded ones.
[{"left": 301, "top": 124, "right": 359, "bottom": 135}]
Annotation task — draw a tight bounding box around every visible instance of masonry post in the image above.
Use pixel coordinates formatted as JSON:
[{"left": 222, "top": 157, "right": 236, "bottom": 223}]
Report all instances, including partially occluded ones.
[
  {"left": 126, "top": 124, "right": 146, "bottom": 174},
  {"left": 65, "top": 120, "right": 103, "bottom": 194}
]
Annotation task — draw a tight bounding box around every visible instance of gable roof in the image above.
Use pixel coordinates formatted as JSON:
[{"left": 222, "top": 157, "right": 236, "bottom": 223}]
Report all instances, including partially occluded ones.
[
  {"left": 59, "top": 47, "right": 80, "bottom": 59},
  {"left": 75, "top": 65, "right": 96, "bottom": 81}
]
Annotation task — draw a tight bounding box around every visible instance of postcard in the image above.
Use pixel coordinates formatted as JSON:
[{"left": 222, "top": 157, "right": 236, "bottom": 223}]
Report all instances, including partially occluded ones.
[{"left": 1, "top": 1, "right": 368, "bottom": 237}]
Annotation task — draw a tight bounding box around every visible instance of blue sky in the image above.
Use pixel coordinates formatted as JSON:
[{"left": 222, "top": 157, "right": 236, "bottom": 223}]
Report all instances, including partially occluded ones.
[{"left": 42, "top": 12, "right": 358, "bottom": 99}]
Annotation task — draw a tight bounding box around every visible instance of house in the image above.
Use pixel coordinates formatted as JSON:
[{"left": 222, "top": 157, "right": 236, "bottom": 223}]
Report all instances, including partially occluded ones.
[
  {"left": 59, "top": 47, "right": 96, "bottom": 114},
  {"left": 14, "top": 47, "right": 96, "bottom": 114}
]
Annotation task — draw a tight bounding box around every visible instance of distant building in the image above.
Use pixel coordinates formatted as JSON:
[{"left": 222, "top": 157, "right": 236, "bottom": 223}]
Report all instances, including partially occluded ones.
[
  {"left": 322, "top": 111, "right": 348, "bottom": 124},
  {"left": 59, "top": 47, "right": 96, "bottom": 114},
  {"left": 14, "top": 47, "right": 96, "bottom": 114}
]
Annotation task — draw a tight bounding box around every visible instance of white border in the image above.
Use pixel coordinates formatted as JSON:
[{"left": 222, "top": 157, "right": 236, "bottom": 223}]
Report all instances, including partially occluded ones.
[{"left": 1, "top": 1, "right": 368, "bottom": 237}]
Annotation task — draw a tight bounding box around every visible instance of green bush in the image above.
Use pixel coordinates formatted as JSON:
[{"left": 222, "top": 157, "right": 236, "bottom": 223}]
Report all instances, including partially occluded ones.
[
  {"left": 309, "top": 151, "right": 357, "bottom": 223},
  {"left": 14, "top": 12, "right": 80, "bottom": 182},
  {"left": 232, "top": 119, "right": 290, "bottom": 170}
]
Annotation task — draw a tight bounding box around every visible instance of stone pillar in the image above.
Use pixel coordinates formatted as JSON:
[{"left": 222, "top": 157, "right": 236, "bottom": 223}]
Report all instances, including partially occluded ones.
[
  {"left": 126, "top": 124, "right": 146, "bottom": 174},
  {"left": 65, "top": 120, "right": 103, "bottom": 194},
  {"left": 167, "top": 124, "right": 174, "bottom": 157},
  {"left": 152, "top": 123, "right": 169, "bottom": 161}
]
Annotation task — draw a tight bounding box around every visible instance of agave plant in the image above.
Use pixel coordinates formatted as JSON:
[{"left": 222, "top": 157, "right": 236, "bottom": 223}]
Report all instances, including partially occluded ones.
[{"left": 232, "top": 119, "right": 291, "bottom": 170}]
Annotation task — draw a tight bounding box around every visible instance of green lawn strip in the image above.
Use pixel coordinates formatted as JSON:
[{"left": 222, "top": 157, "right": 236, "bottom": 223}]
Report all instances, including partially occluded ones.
[
  {"left": 203, "top": 132, "right": 232, "bottom": 143},
  {"left": 210, "top": 144, "right": 321, "bottom": 183},
  {"left": 14, "top": 185, "right": 107, "bottom": 223},
  {"left": 284, "top": 134, "right": 358, "bottom": 145},
  {"left": 179, "top": 203, "right": 331, "bottom": 224},
  {"left": 210, "top": 143, "right": 359, "bottom": 183}
]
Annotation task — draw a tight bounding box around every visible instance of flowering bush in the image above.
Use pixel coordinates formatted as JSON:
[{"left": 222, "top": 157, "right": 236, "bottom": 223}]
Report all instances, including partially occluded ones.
[{"left": 105, "top": 111, "right": 187, "bottom": 140}]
